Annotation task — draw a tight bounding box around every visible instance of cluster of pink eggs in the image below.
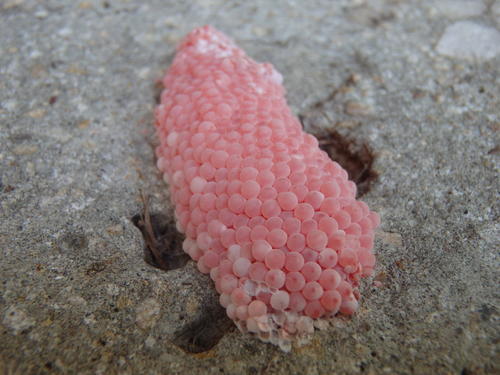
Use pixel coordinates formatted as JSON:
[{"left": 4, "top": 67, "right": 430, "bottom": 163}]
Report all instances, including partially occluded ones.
[{"left": 155, "top": 26, "right": 379, "bottom": 346}]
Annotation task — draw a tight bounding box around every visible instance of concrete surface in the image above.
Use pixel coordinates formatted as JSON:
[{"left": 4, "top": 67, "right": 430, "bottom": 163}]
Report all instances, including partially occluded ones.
[{"left": 1, "top": 0, "right": 499, "bottom": 374}]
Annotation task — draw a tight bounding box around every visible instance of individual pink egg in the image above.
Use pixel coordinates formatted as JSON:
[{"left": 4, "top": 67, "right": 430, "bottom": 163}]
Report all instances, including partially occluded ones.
[
  {"left": 248, "top": 262, "right": 268, "bottom": 282},
  {"left": 248, "top": 300, "right": 267, "bottom": 317},
  {"left": 339, "top": 248, "right": 359, "bottom": 274},
  {"left": 228, "top": 194, "right": 246, "bottom": 214},
  {"left": 241, "top": 180, "right": 261, "bottom": 199},
  {"left": 301, "top": 262, "right": 322, "bottom": 281},
  {"left": 283, "top": 217, "right": 301, "bottom": 235},
  {"left": 270, "top": 290, "right": 290, "bottom": 311},
  {"left": 265, "top": 216, "right": 283, "bottom": 231},
  {"left": 304, "top": 300, "right": 325, "bottom": 319},
  {"left": 318, "top": 269, "right": 341, "bottom": 290},
  {"left": 265, "top": 249, "right": 286, "bottom": 269},
  {"left": 294, "top": 203, "right": 314, "bottom": 221},
  {"left": 285, "top": 252, "right": 305, "bottom": 272},
  {"left": 304, "top": 191, "right": 324, "bottom": 209},
  {"left": 261, "top": 199, "right": 281, "bottom": 219},
  {"left": 236, "top": 305, "right": 249, "bottom": 320},
  {"left": 306, "top": 229, "right": 328, "bottom": 251},
  {"left": 267, "top": 228, "right": 287, "bottom": 248},
  {"left": 265, "top": 269, "right": 286, "bottom": 289},
  {"left": 251, "top": 240, "right": 272, "bottom": 261},
  {"left": 277, "top": 191, "right": 299, "bottom": 211},
  {"left": 289, "top": 292, "right": 307, "bottom": 312},
  {"left": 318, "top": 217, "right": 338, "bottom": 236},
  {"left": 231, "top": 288, "right": 251, "bottom": 306},
  {"left": 250, "top": 224, "right": 269, "bottom": 241},
  {"left": 302, "top": 281, "right": 324, "bottom": 301},
  {"left": 285, "top": 271, "right": 306, "bottom": 292},
  {"left": 320, "top": 290, "right": 342, "bottom": 312},
  {"left": 233, "top": 257, "right": 251, "bottom": 277},
  {"left": 318, "top": 248, "right": 338, "bottom": 268},
  {"left": 220, "top": 274, "right": 238, "bottom": 294}
]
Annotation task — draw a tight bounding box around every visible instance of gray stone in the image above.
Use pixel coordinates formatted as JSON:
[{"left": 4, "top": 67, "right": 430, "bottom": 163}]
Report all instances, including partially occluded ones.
[{"left": 0, "top": 0, "right": 498, "bottom": 374}]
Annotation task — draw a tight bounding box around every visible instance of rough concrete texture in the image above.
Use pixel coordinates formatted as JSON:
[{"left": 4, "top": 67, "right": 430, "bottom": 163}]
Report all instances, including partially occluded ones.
[{"left": 1, "top": 0, "right": 499, "bottom": 374}]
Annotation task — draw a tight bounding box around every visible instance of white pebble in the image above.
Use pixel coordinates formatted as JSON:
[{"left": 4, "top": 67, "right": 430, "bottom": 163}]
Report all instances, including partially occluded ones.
[{"left": 436, "top": 21, "right": 500, "bottom": 61}]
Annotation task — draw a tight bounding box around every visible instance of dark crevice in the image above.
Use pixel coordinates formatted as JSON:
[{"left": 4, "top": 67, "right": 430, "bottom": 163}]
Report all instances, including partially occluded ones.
[
  {"left": 131, "top": 194, "right": 189, "bottom": 271},
  {"left": 172, "top": 297, "right": 233, "bottom": 353},
  {"left": 153, "top": 79, "right": 163, "bottom": 105}
]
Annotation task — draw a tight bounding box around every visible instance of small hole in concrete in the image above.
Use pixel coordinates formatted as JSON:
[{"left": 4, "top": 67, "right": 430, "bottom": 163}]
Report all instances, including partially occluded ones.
[
  {"left": 131, "top": 195, "right": 189, "bottom": 272},
  {"left": 172, "top": 300, "right": 233, "bottom": 354}
]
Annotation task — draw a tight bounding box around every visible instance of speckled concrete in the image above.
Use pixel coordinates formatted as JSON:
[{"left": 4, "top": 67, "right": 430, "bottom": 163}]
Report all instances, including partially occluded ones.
[{"left": 1, "top": 1, "right": 499, "bottom": 374}]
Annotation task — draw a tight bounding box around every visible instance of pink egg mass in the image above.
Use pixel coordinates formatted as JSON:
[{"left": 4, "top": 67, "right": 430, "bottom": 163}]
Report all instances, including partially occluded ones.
[{"left": 154, "top": 25, "right": 380, "bottom": 350}]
